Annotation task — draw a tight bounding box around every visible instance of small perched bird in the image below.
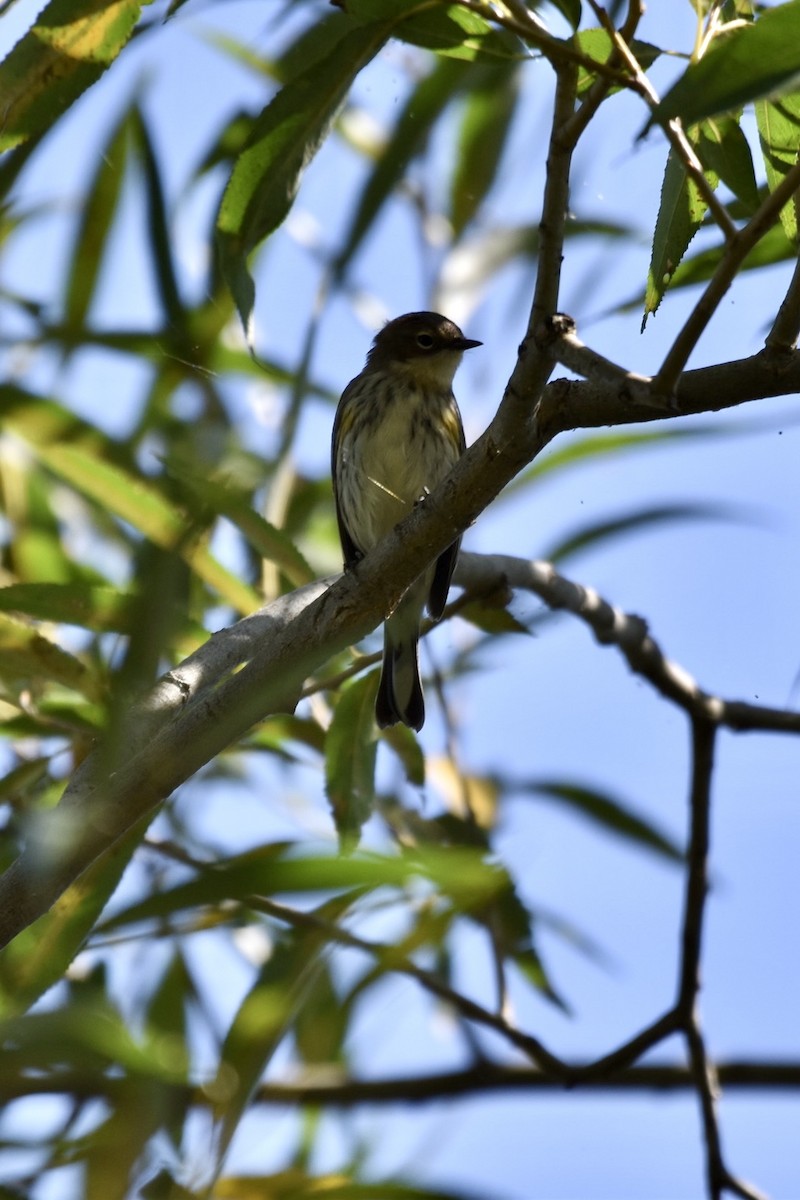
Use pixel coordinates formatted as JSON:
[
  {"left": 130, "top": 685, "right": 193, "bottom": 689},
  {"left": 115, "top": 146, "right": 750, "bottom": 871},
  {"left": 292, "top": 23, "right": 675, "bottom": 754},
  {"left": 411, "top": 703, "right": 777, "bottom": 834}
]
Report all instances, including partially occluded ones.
[{"left": 332, "top": 311, "right": 481, "bottom": 731}]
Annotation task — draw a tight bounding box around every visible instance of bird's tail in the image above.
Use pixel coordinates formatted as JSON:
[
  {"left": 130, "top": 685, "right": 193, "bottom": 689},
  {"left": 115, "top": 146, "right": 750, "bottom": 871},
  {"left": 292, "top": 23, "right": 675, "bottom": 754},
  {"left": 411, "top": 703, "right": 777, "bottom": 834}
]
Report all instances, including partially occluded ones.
[{"left": 375, "top": 586, "right": 425, "bottom": 731}]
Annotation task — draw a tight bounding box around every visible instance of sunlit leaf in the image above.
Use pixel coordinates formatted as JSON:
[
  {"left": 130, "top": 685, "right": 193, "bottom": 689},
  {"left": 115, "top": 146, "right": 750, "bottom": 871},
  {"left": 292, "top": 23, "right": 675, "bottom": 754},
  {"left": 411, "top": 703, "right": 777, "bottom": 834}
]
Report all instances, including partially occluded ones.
[
  {"left": 755, "top": 91, "right": 800, "bottom": 242},
  {"left": 0, "top": 0, "right": 146, "bottom": 151},
  {"left": 347, "top": 0, "right": 526, "bottom": 61},
  {"left": 2, "top": 388, "right": 261, "bottom": 614},
  {"left": 575, "top": 28, "right": 661, "bottom": 98},
  {"left": 0, "top": 581, "right": 137, "bottom": 632},
  {"left": 99, "top": 844, "right": 506, "bottom": 933},
  {"left": 0, "top": 813, "right": 157, "bottom": 1016},
  {"left": 649, "top": 3, "right": 800, "bottom": 128}
]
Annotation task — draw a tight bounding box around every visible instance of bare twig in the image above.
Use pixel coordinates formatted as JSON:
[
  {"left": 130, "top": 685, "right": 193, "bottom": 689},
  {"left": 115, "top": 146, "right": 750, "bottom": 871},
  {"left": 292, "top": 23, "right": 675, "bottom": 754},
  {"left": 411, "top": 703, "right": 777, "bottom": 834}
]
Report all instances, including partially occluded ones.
[
  {"left": 455, "top": 554, "right": 800, "bottom": 737},
  {"left": 766, "top": 251, "right": 800, "bottom": 351}
]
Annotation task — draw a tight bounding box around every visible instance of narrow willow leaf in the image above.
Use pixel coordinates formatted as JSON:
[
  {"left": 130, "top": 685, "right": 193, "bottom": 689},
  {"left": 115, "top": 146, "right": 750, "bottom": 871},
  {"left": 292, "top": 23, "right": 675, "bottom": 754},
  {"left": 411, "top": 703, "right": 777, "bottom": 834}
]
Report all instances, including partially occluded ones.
[
  {"left": 0, "top": 581, "right": 136, "bottom": 632},
  {"left": 504, "top": 423, "right": 748, "bottom": 497},
  {"left": 325, "top": 671, "right": 380, "bottom": 849},
  {"left": 525, "top": 779, "right": 684, "bottom": 862},
  {"left": 542, "top": 501, "right": 748, "bottom": 564},
  {"left": 644, "top": 130, "right": 718, "bottom": 324},
  {"left": 210, "top": 893, "right": 358, "bottom": 1173},
  {"left": 2, "top": 389, "right": 260, "bottom": 614},
  {"left": 216, "top": 17, "right": 392, "bottom": 344},
  {"left": 0, "top": 611, "right": 100, "bottom": 699},
  {"left": 0, "top": 813, "right": 153, "bottom": 1017},
  {"left": 130, "top": 106, "right": 185, "bottom": 327},
  {"left": 165, "top": 459, "right": 314, "bottom": 588},
  {"left": 380, "top": 724, "right": 425, "bottom": 787},
  {"left": 575, "top": 28, "right": 662, "bottom": 98},
  {"left": 335, "top": 56, "right": 470, "bottom": 277},
  {"left": 450, "top": 64, "right": 519, "bottom": 238},
  {"left": 696, "top": 115, "right": 759, "bottom": 212},
  {"left": 0, "top": 0, "right": 146, "bottom": 151},
  {"left": 347, "top": 0, "right": 526, "bottom": 61},
  {"left": 650, "top": 3, "right": 800, "bottom": 128},
  {"left": 63, "top": 104, "right": 131, "bottom": 335},
  {"left": 99, "top": 844, "right": 504, "bottom": 933},
  {"left": 755, "top": 92, "right": 800, "bottom": 242}
]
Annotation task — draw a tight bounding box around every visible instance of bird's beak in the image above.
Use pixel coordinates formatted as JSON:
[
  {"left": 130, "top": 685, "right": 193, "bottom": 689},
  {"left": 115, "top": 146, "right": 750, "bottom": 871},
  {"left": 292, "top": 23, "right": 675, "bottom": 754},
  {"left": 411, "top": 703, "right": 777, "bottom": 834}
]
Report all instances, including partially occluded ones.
[{"left": 457, "top": 338, "right": 482, "bottom": 351}]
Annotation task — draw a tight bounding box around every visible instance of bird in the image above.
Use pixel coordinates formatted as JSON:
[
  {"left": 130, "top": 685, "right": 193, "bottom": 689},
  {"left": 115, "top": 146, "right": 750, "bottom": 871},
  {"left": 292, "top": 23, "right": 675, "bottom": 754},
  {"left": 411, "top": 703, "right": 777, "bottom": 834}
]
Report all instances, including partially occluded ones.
[{"left": 331, "top": 311, "right": 481, "bottom": 731}]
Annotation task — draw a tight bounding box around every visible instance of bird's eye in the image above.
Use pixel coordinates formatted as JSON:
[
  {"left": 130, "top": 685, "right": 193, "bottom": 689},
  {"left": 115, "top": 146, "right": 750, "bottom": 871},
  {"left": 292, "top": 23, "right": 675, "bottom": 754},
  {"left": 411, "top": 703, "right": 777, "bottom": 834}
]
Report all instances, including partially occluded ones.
[{"left": 415, "top": 332, "right": 435, "bottom": 350}]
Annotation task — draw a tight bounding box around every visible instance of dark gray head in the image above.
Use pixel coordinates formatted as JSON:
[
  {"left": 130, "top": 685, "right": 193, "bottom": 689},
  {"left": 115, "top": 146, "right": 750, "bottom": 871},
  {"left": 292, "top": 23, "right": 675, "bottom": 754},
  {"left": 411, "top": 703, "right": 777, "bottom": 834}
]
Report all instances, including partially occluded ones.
[{"left": 366, "top": 311, "right": 481, "bottom": 378}]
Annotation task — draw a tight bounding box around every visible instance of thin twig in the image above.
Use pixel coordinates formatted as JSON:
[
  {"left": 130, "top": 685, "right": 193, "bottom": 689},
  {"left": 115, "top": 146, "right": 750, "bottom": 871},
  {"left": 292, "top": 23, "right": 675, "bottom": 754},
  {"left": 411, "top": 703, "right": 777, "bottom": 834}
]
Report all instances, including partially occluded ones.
[{"left": 766, "top": 250, "right": 800, "bottom": 351}]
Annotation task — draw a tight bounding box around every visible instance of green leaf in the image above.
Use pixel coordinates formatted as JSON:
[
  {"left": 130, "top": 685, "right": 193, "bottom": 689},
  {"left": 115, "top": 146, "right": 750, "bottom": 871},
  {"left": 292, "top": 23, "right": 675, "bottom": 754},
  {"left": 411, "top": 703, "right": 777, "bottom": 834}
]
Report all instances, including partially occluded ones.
[
  {"left": 575, "top": 28, "right": 662, "bottom": 98},
  {"left": 644, "top": 130, "right": 718, "bottom": 324},
  {"left": 165, "top": 458, "right": 314, "bottom": 588},
  {"left": 130, "top": 106, "right": 186, "bottom": 328},
  {"left": 0, "top": 813, "right": 154, "bottom": 1016},
  {"left": 210, "top": 893, "right": 357, "bottom": 1173},
  {"left": 0, "top": 582, "right": 137, "bottom": 632},
  {"left": 505, "top": 423, "right": 749, "bottom": 497},
  {"left": 524, "top": 779, "right": 684, "bottom": 862},
  {"left": 650, "top": 3, "right": 800, "bottom": 128},
  {"left": 325, "top": 671, "right": 380, "bottom": 849},
  {"left": 2, "top": 387, "right": 261, "bottom": 614},
  {"left": 216, "top": 16, "right": 392, "bottom": 343},
  {"left": 62, "top": 103, "right": 131, "bottom": 336},
  {"left": 0, "top": 611, "right": 100, "bottom": 699},
  {"left": 755, "top": 91, "right": 800, "bottom": 242},
  {"left": 0, "top": 0, "right": 146, "bottom": 151},
  {"left": 450, "top": 64, "right": 519, "bottom": 238},
  {"left": 99, "top": 844, "right": 506, "bottom": 933},
  {"left": 696, "top": 115, "right": 759, "bottom": 212},
  {"left": 380, "top": 723, "right": 426, "bottom": 787},
  {"left": 542, "top": 501, "right": 747, "bottom": 564},
  {"left": 347, "top": 0, "right": 526, "bottom": 61},
  {"left": 335, "top": 56, "right": 470, "bottom": 277}
]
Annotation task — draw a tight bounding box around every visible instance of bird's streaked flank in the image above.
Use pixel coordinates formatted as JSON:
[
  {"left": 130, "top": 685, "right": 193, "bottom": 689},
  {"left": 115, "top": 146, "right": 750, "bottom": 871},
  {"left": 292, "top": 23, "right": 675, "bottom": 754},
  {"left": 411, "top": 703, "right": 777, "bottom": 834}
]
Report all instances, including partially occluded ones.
[{"left": 332, "top": 311, "right": 481, "bottom": 730}]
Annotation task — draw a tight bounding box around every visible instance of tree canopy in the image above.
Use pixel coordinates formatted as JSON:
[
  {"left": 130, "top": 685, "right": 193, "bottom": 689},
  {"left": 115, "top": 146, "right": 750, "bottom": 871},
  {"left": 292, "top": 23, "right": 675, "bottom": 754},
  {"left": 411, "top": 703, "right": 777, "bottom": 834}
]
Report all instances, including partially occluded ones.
[{"left": 0, "top": 1, "right": 799, "bottom": 1198}]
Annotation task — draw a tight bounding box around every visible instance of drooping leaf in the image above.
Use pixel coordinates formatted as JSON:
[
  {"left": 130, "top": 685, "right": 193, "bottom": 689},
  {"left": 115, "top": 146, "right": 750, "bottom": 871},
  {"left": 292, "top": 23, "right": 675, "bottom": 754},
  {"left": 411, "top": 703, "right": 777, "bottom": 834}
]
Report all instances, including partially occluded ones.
[
  {"left": 216, "top": 15, "right": 392, "bottom": 344},
  {"left": 649, "top": 3, "right": 800, "bottom": 128},
  {"left": 62, "top": 102, "right": 131, "bottom": 336},
  {"left": 522, "top": 779, "right": 684, "bottom": 862},
  {"left": 450, "top": 64, "right": 520, "bottom": 238},
  {"left": 325, "top": 670, "right": 380, "bottom": 848},
  {"left": 643, "top": 129, "right": 718, "bottom": 324},
  {"left": 346, "top": 0, "right": 526, "bottom": 62},
  {"left": 335, "top": 56, "right": 470, "bottom": 277},
  {"left": 2, "top": 388, "right": 261, "bottom": 614},
  {"left": 542, "top": 500, "right": 749, "bottom": 564},
  {"left": 164, "top": 458, "right": 314, "bottom": 588},
  {"left": 0, "top": 0, "right": 147, "bottom": 151},
  {"left": 696, "top": 115, "right": 759, "bottom": 212},
  {"left": 0, "top": 582, "right": 137, "bottom": 632}
]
